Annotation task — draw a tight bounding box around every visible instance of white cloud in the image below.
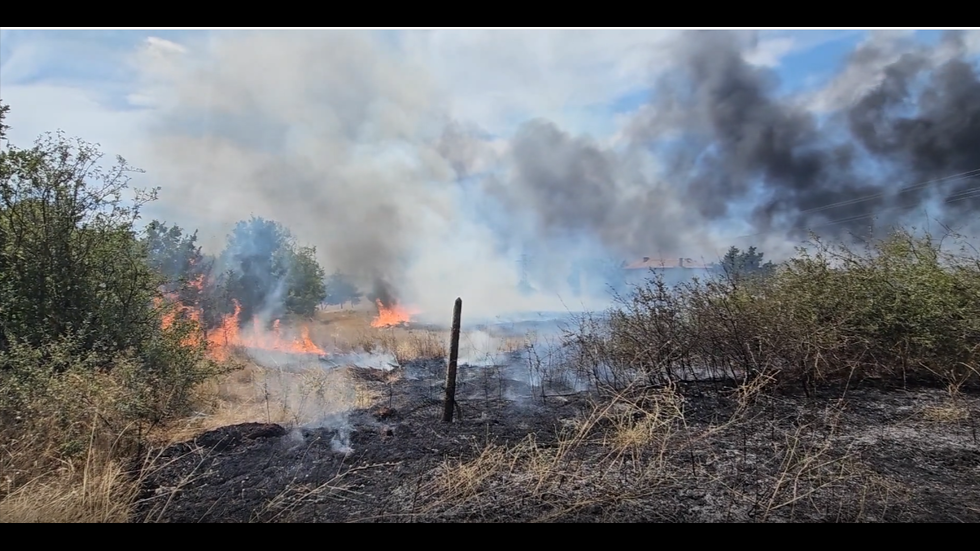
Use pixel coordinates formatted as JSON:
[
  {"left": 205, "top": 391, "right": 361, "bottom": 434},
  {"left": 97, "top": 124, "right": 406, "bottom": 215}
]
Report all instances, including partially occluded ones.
[
  {"left": 145, "top": 36, "right": 188, "bottom": 55},
  {"left": 744, "top": 37, "right": 797, "bottom": 68},
  {"left": 396, "top": 29, "right": 679, "bottom": 137},
  {"left": 1, "top": 83, "right": 149, "bottom": 162}
]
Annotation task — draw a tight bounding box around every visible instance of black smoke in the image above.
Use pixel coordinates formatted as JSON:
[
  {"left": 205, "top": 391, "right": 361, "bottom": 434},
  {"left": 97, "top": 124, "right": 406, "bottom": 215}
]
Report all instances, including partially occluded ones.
[
  {"left": 483, "top": 30, "right": 980, "bottom": 258},
  {"left": 367, "top": 277, "right": 398, "bottom": 308}
]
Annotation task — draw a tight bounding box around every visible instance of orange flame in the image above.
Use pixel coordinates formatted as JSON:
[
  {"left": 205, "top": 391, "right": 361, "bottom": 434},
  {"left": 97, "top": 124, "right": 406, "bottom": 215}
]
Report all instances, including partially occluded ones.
[
  {"left": 156, "top": 295, "right": 202, "bottom": 348},
  {"left": 370, "top": 299, "right": 419, "bottom": 328},
  {"left": 157, "top": 284, "right": 327, "bottom": 362},
  {"left": 206, "top": 300, "right": 326, "bottom": 360}
]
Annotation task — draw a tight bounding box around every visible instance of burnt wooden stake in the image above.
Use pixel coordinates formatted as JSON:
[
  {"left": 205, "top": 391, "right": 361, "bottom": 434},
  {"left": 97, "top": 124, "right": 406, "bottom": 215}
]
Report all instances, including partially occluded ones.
[{"left": 443, "top": 297, "right": 462, "bottom": 423}]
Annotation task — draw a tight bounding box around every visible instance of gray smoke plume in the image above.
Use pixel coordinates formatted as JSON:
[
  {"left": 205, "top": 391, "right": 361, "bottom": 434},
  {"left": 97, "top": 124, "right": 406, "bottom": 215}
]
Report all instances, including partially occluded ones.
[
  {"left": 482, "top": 118, "right": 703, "bottom": 261},
  {"left": 846, "top": 32, "right": 980, "bottom": 217},
  {"left": 479, "top": 30, "right": 980, "bottom": 262},
  {"left": 134, "top": 30, "right": 980, "bottom": 321},
  {"left": 138, "top": 31, "right": 460, "bottom": 311},
  {"left": 624, "top": 30, "right": 980, "bottom": 242}
]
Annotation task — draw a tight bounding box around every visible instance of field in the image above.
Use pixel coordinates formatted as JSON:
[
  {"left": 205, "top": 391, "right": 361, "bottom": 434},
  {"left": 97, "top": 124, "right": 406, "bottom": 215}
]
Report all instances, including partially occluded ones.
[
  {"left": 26, "top": 303, "right": 974, "bottom": 523},
  {"left": 3, "top": 230, "right": 980, "bottom": 523}
]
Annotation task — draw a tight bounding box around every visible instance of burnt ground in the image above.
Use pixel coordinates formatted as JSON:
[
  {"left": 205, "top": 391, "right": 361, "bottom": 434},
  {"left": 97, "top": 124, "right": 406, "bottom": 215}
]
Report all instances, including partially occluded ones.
[{"left": 132, "top": 361, "right": 980, "bottom": 523}]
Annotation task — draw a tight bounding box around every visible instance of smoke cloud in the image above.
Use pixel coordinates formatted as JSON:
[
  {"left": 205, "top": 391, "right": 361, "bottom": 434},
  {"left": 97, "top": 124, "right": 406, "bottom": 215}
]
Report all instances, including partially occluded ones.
[
  {"left": 626, "top": 30, "right": 980, "bottom": 244},
  {"left": 132, "top": 29, "right": 980, "bottom": 323}
]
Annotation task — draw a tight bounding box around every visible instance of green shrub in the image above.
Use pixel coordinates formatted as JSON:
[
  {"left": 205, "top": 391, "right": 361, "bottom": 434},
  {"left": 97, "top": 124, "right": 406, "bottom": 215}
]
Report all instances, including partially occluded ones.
[{"left": 567, "top": 228, "right": 980, "bottom": 392}]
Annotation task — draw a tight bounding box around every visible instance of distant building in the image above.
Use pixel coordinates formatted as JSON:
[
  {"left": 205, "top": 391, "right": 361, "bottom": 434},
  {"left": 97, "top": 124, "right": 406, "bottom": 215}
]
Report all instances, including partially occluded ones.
[
  {"left": 621, "top": 257, "right": 712, "bottom": 285},
  {"left": 622, "top": 257, "right": 710, "bottom": 271}
]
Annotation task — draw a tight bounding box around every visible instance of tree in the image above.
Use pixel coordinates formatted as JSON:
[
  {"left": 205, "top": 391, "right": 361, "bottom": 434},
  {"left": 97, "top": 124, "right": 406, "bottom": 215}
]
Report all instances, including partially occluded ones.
[
  {"left": 218, "top": 216, "right": 328, "bottom": 323},
  {"left": 323, "top": 271, "right": 362, "bottom": 308},
  {"left": 0, "top": 101, "right": 213, "bottom": 409},
  {"left": 218, "top": 216, "right": 293, "bottom": 325},
  {"left": 0, "top": 101, "right": 9, "bottom": 142},
  {"left": 0, "top": 126, "right": 160, "bottom": 358},
  {"left": 143, "top": 220, "right": 210, "bottom": 304},
  {"left": 718, "top": 246, "right": 776, "bottom": 281},
  {"left": 284, "top": 246, "right": 327, "bottom": 317}
]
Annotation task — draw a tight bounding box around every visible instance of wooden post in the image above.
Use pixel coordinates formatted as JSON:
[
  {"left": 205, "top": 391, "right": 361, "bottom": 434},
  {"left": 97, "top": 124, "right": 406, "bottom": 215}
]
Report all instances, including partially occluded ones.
[{"left": 443, "top": 297, "right": 462, "bottom": 423}]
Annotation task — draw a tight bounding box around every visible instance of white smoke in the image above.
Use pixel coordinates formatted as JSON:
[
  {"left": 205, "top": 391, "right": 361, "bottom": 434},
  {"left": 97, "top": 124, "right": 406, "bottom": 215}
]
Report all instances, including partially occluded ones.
[{"left": 126, "top": 30, "right": 672, "bottom": 321}]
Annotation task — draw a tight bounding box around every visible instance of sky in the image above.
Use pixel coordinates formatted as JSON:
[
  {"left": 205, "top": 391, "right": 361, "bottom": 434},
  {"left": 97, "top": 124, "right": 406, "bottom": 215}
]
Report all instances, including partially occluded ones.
[{"left": 2, "top": 28, "right": 979, "bottom": 320}]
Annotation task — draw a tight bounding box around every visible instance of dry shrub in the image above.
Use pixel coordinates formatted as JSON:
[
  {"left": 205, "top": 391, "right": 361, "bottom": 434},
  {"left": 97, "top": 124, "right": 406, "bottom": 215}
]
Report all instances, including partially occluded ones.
[
  {"left": 0, "top": 332, "right": 224, "bottom": 522},
  {"left": 564, "top": 227, "right": 980, "bottom": 394}
]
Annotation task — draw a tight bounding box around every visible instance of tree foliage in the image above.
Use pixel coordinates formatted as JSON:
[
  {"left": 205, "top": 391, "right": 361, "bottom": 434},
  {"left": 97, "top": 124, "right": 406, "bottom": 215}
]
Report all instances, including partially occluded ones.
[
  {"left": 323, "top": 271, "right": 362, "bottom": 308},
  {"left": 285, "top": 246, "right": 328, "bottom": 317},
  {"left": 143, "top": 220, "right": 210, "bottom": 303},
  {"left": 217, "top": 216, "right": 327, "bottom": 323},
  {"left": 0, "top": 100, "right": 217, "bottom": 437},
  {"left": 718, "top": 246, "right": 776, "bottom": 281},
  {"left": 0, "top": 128, "right": 161, "bottom": 358},
  {"left": 0, "top": 101, "right": 9, "bottom": 142}
]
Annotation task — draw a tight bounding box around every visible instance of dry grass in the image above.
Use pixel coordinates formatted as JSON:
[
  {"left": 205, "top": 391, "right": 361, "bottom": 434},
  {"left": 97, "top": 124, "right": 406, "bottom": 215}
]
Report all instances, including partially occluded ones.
[
  {"left": 0, "top": 452, "right": 135, "bottom": 523},
  {"left": 921, "top": 402, "right": 970, "bottom": 422},
  {"left": 0, "top": 312, "right": 404, "bottom": 523},
  {"left": 413, "top": 381, "right": 885, "bottom": 522},
  {"left": 0, "top": 406, "right": 141, "bottom": 523},
  {"left": 162, "top": 358, "right": 380, "bottom": 444},
  {"left": 416, "top": 385, "right": 687, "bottom": 520}
]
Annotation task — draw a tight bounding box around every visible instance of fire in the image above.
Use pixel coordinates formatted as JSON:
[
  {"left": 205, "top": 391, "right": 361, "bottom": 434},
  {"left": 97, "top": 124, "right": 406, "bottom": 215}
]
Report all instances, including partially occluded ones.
[
  {"left": 156, "top": 285, "right": 327, "bottom": 362},
  {"left": 371, "top": 299, "right": 418, "bottom": 328},
  {"left": 156, "top": 296, "right": 203, "bottom": 348},
  {"left": 207, "top": 300, "right": 327, "bottom": 360}
]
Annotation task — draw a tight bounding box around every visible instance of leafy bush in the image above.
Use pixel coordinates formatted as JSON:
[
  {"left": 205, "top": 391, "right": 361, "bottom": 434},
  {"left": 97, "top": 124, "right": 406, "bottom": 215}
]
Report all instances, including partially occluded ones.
[
  {"left": 566, "top": 229, "right": 980, "bottom": 392},
  {"left": 0, "top": 102, "right": 223, "bottom": 510}
]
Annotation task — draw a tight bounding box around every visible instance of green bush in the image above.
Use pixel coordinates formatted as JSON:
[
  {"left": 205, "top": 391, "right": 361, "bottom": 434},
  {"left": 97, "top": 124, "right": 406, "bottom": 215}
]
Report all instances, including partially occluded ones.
[
  {"left": 567, "top": 229, "right": 980, "bottom": 392},
  {"left": 0, "top": 102, "right": 221, "bottom": 472}
]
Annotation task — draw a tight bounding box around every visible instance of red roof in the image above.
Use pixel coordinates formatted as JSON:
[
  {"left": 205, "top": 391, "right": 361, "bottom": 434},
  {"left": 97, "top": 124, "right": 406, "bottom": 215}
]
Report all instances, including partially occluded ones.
[{"left": 623, "top": 257, "right": 710, "bottom": 270}]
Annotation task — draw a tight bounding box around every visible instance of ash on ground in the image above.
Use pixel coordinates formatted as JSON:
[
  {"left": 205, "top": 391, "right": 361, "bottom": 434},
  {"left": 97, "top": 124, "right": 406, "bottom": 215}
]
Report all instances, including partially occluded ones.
[{"left": 133, "top": 347, "right": 980, "bottom": 522}]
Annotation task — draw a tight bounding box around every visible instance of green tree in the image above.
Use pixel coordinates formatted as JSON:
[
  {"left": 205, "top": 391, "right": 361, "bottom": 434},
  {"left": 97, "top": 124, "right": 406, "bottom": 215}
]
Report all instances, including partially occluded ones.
[
  {"left": 143, "top": 220, "right": 210, "bottom": 303},
  {"left": 0, "top": 101, "right": 220, "bottom": 475},
  {"left": 718, "top": 246, "right": 776, "bottom": 282},
  {"left": 218, "top": 216, "right": 328, "bottom": 323},
  {"left": 284, "top": 246, "right": 327, "bottom": 317},
  {"left": 0, "top": 101, "right": 9, "bottom": 142},
  {"left": 218, "top": 216, "right": 293, "bottom": 325},
  {"left": 324, "top": 271, "right": 362, "bottom": 308},
  {"left": 0, "top": 126, "right": 161, "bottom": 359}
]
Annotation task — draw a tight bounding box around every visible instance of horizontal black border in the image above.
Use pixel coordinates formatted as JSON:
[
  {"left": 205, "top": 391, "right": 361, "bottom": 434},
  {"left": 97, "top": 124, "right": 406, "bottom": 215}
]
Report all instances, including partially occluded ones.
[{"left": 3, "top": 1, "right": 969, "bottom": 27}]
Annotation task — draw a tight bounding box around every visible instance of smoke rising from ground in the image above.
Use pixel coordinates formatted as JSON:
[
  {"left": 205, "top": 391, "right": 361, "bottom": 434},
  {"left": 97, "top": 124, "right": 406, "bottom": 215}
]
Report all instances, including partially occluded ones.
[{"left": 134, "top": 30, "right": 980, "bottom": 322}]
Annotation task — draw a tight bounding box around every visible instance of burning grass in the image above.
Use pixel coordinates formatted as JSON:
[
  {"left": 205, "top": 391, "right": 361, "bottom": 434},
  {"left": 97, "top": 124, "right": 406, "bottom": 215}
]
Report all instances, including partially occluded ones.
[{"left": 370, "top": 300, "right": 420, "bottom": 328}]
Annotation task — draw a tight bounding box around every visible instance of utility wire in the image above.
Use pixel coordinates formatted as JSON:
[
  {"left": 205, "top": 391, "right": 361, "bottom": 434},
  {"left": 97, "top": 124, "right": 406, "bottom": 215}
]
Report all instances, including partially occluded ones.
[
  {"left": 793, "top": 168, "right": 980, "bottom": 216},
  {"left": 734, "top": 169, "right": 980, "bottom": 241}
]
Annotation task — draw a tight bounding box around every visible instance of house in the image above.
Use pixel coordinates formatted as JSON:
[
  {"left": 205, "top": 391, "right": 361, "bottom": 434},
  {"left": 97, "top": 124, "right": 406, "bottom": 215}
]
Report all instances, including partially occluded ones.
[
  {"left": 621, "top": 257, "right": 711, "bottom": 285},
  {"left": 622, "top": 257, "right": 710, "bottom": 271}
]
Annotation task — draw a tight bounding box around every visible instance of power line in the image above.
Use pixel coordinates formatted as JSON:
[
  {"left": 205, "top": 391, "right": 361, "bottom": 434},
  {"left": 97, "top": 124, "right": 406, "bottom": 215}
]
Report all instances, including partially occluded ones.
[
  {"left": 793, "top": 168, "right": 980, "bottom": 216},
  {"left": 734, "top": 169, "right": 980, "bottom": 241}
]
